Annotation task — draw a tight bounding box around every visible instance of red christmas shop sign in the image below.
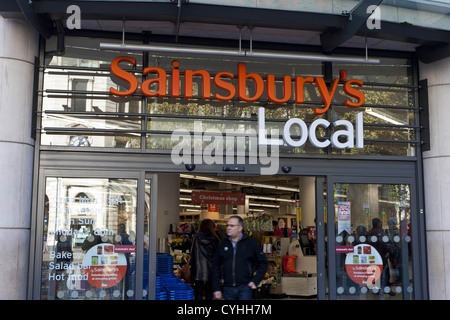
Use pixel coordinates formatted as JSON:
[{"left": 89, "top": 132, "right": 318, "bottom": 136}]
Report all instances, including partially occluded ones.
[
  {"left": 191, "top": 190, "right": 246, "bottom": 205},
  {"left": 82, "top": 244, "right": 128, "bottom": 288},
  {"left": 344, "top": 244, "right": 383, "bottom": 286}
]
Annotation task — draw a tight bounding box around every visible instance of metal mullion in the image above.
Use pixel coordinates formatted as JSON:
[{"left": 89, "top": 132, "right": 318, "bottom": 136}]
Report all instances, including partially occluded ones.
[
  {"left": 44, "top": 89, "right": 112, "bottom": 95},
  {"left": 412, "top": 57, "right": 428, "bottom": 300},
  {"left": 364, "top": 139, "right": 420, "bottom": 143},
  {"left": 147, "top": 175, "right": 158, "bottom": 300},
  {"left": 47, "top": 71, "right": 111, "bottom": 77},
  {"left": 363, "top": 123, "right": 418, "bottom": 129},
  {"left": 358, "top": 104, "right": 418, "bottom": 110},
  {"left": 326, "top": 177, "right": 337, "bottom": 300},
  {"left": 43, "top": 66, "right": 112, "bottom": 72},
  {"left": 31, "top": 167, "right": 46, "bottom": 299},
  {"left": 41, "top": 110, "right": 415, "bottom": 126},
  {"left": 359, "top": 82, "right": 418, "bottom": 89},
  {"left": 134, "top": 171, "right": 146, "bottom": 300},
  {"left": 405, "top": 179, "right": 417, "bottom": 300},
  {"left": 42, "top": 94, "right": 420, "bottom": 112},
  {"left": 145, "top": 113, "right": 257, "bottom": 122},
  {"left": 315, "top": 176, "right": 327, "bottom": 300},
  {"left": 142, "top": 50, "right": 149, "bottom": 152},
  {"left": 42, "top": 127, "right": 147, "bottom": 134},
  {"left": 43, "top": 65, "right": 143, "bottom": 74},
  {"left": 30, "top": 40, "right": 46, "bottom": 299},
  {"left": 43, "top": 110, "right": 144, "bottom": 118}
]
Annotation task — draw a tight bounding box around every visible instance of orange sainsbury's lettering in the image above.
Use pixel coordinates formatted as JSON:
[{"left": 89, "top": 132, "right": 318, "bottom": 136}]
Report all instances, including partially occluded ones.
[
  {"left": 237, "top": 63, "right": 264, "bottom": 102},
  {"left": 184, "top": 69, "right": 211, "bottom": 99},
  {"left": 266, "top": 74, "right": 291, "bottom": 103},
  {"left": 109, "top": 57, "right": 365, "bottom": 114},
  {"left": 343, "top": 79, "right": 365, "bottom": 108},
  {"left": 314, "top": 77, "right": 339, "bottom": 115},
  {"left": 294, "top": 76, "right": 314, "bottom": 104},
  {"left": 214, "top": 72, "right": 236, "bottom": 101},
  {"left": 142, "top": 67, "right": 167, "bottom": 97},
  {"left": 110, "top": 56, "right": 138, "bottom": 97},
  {"left": 171, "top": 60, "right": 181, "bottom": 98}
]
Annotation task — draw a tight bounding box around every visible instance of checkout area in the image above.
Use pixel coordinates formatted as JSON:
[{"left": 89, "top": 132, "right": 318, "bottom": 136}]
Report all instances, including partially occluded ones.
[{"left": 266, "top": 228, "right": 317, "bottom": 299}]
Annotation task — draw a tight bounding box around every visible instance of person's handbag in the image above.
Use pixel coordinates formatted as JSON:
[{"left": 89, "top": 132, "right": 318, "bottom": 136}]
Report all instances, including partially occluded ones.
[{"left": 180, "top": 236, "right": 195, "bottom": 284}]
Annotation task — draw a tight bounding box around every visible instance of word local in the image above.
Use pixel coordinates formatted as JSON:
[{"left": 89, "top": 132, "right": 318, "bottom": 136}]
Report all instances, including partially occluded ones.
[
  {"left": 258, "top": 107, "right": 364, "bottom": 149},
  {"left": 109, "top": 56, "right": 365, "bottom": 115}
]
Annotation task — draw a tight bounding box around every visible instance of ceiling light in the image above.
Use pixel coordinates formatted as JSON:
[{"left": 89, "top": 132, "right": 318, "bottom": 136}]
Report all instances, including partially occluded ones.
[
  {"left": 99, "top": 42, "right": 380, "bottom": 64},
  {"left": 246, "top": 195, "right": 296, "bottom": 203},
  {"left": 365, "top": 108, "right": 405, "bottom": 125},
  {"left": 180, "top": 174, "right": 299, "bottom": 192}
]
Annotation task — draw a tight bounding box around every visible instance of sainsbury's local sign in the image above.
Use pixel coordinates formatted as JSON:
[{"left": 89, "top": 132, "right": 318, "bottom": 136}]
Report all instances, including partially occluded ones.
[
  {"left": 110, "top": 56, "right": 365, "bottom": 114},
  {"left": 109, "top": 56, "right": 365, "bottom": 170}
]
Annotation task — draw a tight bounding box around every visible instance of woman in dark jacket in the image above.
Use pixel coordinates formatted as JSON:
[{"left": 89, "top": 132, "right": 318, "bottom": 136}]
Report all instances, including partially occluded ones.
[{"left": 190, "top": 219, "right": 220, "bottom": 300}]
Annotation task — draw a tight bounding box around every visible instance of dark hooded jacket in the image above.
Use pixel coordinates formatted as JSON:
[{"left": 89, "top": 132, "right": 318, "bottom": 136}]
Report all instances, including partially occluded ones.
[
  {"left": 191, "top": 231, "right": 219, "bottom": 282},
  {"left": 211, "top": 233, "right": 268, "bottom": 292}
]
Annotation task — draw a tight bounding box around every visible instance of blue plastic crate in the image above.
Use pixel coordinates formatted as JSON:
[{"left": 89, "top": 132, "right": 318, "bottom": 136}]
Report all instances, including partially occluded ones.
[{"left": 164, "top": 282, "right": 194, "bottom": 300}]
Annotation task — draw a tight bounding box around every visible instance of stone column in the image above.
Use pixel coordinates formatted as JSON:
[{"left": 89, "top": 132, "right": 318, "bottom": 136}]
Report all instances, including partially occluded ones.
[
  {"left": 0, "top": 16, "right": 39, "bottom": 299},
  {"left": 419, "top": 57, "right": 450, "bottom": 300}
]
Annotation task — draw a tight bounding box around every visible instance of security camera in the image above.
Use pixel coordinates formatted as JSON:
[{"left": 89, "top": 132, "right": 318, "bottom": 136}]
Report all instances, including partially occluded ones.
[{"left": 281, "top": 166, "right": 292, "bottom": 173}]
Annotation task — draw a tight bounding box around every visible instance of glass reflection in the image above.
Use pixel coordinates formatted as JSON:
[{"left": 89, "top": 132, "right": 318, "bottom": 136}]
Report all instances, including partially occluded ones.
[
  {"left": 40, "top": 36, "right": 419, "bottom": 156},
  {"left": 334, "top": 183, "right": 412, "bottom": 300},
  {"left": 41, "top": 177, "right": 138, "bottom": 300}
]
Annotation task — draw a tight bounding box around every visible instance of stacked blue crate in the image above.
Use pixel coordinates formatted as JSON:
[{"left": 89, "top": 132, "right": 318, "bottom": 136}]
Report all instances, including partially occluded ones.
[
  {"left": 156, "top": 253, "right": 173, "bottom": 300},
  {"left": 143, "top": 249, "right": 149, "bottom": 299},
  {"left": 156, "top": 253, "right": 173, "bottom": 274},
  {"left": 164, "top": 282, "right": 194, "bottom": 300},
  {"left": 155, "top": 274, "right": 168, "bottom": 300},
  {"left": 155, "top": 253, "right": 193, "bottom": 300}
]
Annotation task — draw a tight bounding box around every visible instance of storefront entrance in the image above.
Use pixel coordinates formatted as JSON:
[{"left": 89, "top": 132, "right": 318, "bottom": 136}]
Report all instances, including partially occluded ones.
[
  {"left": 29, "top": 34, "right": 428, "bottom": 300},
  {"left": 30, "top": 160, "right": 424, "bottom": 300}
]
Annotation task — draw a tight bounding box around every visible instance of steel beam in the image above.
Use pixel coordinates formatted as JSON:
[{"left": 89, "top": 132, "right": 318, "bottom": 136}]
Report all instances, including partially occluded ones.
[
  {"left": 15, "top": 0, "right": 53, "bottom": 38},
  {"left": 416, "top": 43, "right": 450, "bottom": 63},
  {"left": 320, "top": 0, "right": 384, "bottom": 52}
]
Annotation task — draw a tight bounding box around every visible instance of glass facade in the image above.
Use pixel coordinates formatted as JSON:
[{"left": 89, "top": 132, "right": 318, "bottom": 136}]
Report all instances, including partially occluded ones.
[
  {"left": 34, "top": 35, "right": 425, "bottom": 300},
  {"left": 40, "top": 36, "right": 419, "bottom": 157}
]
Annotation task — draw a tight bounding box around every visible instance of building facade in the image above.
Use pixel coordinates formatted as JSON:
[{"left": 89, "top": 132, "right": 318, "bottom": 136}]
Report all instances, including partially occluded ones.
[{"left": 0, "top": 0, "right": 449, "bottom": 300}]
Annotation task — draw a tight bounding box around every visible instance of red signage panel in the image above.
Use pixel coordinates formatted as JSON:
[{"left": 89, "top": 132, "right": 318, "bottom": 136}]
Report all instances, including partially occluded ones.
[{"left": 191, "top": 190, "right": 246, "bottom": 205}]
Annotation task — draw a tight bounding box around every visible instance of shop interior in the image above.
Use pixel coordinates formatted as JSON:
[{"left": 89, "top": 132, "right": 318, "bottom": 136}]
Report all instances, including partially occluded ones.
[{"left": 156, "top": 173, "right": 318, "bottom": 299}]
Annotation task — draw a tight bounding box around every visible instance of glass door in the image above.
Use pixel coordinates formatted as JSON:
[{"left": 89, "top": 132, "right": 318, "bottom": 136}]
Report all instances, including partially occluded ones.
[
  {"left": 326, "top": 177, "right": 417, "bottom": 300},
  {"left": 34, "top": 171, "right": 157, "bottom": 300}
]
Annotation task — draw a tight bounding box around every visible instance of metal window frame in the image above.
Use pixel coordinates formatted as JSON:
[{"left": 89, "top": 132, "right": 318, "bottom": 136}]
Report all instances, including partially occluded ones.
[{"left": 323, "top": 175, "right": 423, "bottom": 300}]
